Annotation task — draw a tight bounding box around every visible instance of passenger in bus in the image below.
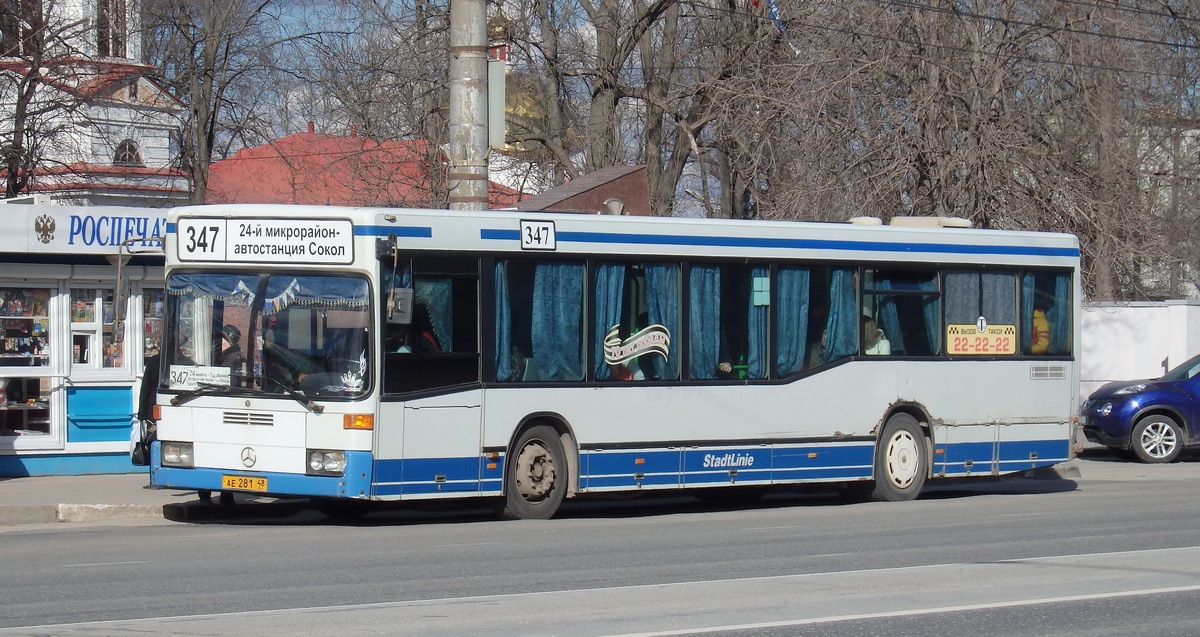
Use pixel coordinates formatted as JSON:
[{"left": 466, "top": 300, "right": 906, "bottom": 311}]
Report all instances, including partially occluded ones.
[
  {"left": 862, "top": 315, "right": 891, "bottom": 355},
  {"left": 610, "top": 360, "right": 644, "bottom": 381},
  {"left": 219, "top": 324, "right": 245, "bottom": 367},
  {"left": 1030, "top": 299, "right": 1050, "bottom": 354},
  {"left": 388, "top": 304, "right": 441, "bottom": 354}
]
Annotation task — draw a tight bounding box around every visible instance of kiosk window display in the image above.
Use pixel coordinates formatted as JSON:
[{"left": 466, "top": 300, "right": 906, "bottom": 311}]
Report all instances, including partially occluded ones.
[{"left": 0, "top": 288, "right": 52, "bottom": 435}]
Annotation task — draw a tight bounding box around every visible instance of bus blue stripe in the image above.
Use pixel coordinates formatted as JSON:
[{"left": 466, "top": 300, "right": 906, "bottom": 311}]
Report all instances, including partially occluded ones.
[
  {"left": 355, "top": 225, "right": 432, "bottom": 237},
  {"left": 479, "top": 228, "right": 1079, "bottom": 258}
]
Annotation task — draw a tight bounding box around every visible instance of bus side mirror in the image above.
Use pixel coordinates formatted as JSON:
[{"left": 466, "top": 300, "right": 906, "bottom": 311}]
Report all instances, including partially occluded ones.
[{"left": 387, "top": 288, "right": 413, "bottom": 324}]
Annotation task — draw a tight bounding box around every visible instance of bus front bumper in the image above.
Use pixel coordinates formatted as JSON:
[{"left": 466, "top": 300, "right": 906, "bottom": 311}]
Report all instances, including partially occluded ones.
[{"left": 150, "top": 444, "right": 373, "bottom": 499}]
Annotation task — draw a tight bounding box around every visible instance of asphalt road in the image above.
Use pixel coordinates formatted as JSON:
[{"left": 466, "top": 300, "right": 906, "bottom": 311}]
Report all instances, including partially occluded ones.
[{"left": 3, "top": 446, "right": 1200, "bottom": 636}]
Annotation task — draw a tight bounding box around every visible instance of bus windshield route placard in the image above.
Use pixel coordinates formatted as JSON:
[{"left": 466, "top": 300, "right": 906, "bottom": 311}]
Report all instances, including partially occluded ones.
[
  {"left": 177, "top": 217, "right": 354, "bottom": 264},
  {"left": 946, "top": 323, "right": 1017, "bottom": 355}
]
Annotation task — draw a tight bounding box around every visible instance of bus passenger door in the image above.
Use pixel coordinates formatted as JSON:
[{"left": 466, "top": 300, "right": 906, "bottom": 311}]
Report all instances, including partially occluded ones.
[{"left": 399, "top": 391, "right": 483, "bottom": 496}]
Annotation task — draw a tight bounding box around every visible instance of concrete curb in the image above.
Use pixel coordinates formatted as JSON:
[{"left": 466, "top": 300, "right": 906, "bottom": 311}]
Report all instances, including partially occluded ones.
[{"left": 0, "top": 500, "right": 312, "bottom": 526}]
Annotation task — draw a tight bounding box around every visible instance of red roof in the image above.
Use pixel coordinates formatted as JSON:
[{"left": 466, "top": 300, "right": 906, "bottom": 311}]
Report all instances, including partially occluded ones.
[{"left": 207, "top": 132, "right": 521, "bottom": 208}]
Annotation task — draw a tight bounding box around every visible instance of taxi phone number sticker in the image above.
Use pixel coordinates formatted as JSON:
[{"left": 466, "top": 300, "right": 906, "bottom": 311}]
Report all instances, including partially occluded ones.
[{"left": 946, "top": 324, "right": 1017, "bottom": 355}]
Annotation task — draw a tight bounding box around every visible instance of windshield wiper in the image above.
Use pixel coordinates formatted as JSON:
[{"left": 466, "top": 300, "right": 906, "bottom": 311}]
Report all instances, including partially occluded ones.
[
  {"left": 261, "top": 377, "right": 325, "bottom": 414},
  {"left": 170, "top": 382, "right": 231, "bottom": 407}
]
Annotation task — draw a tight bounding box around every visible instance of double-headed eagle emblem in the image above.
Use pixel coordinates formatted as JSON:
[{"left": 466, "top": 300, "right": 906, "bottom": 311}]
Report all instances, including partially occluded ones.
[{"left": 34, "top": 214, "right": 55, "bottom": 244}]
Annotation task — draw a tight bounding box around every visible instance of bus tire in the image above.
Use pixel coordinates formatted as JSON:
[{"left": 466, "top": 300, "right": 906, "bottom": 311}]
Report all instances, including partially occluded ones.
[
  {"left": 496, "top": 425, "right": 567, "bottom": 520},
  {"left": 871, "top": 413, "right": 928, "bottom": 502}
]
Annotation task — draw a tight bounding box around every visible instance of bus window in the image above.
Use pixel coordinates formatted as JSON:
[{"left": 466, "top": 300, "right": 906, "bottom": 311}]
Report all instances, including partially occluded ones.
[
  {"left": 1021, "top": 272, "right": 1072, "bottom": 356},
  {"left": 593, "top": 261, "right": 679, "bottom": 381},
  {"left": 494, "top": 259, "right": 584, "bottom": 382},
  {"left": 381, "top": 257, "right": 479, "bottom": 393},
  {"left": 776, "top": 266, "right": 856, "bottom": 375},
  {"left": 863, "top": 270, "right": 940, "bottom": 356},
  {"left": 945, "top": 271, "right": 1018, "bottom": 356},
  {"left": 819, "top": 268, "right": 858, "bottom": 364},
  {"left": 687, "top": 263, "right": 767, "bottom": 380}
]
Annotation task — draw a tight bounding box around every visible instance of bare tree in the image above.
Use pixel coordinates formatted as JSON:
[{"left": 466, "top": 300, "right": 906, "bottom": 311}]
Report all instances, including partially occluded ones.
[
  {"left": 0, "top": 0, "right": 91, "bottom": 197},
  {"left": 143, "top": 0, "right": 300, "bottom": 204}
]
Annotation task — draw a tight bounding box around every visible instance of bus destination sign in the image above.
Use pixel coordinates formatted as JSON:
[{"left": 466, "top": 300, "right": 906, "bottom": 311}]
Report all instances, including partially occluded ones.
[
  {"left": 946, "top": 322, "right": 1017, "bottom": 355},
  {"left": 177, "top": 217, "right": 354, "bottom": 264}
]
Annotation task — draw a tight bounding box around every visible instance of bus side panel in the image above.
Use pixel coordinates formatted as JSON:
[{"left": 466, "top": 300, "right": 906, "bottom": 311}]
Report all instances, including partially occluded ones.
[
  {"left": 997, "top": 422, "right": 1071, "bottom": 472},
  {"left": 934, "top": 424, "right": 997, "bottom": 477},
  {"left": 373, "top": 391, "right": 484, "bottom": 498}
]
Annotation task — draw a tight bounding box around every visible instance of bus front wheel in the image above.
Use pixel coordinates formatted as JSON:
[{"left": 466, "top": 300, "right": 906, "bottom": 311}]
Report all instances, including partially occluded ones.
[
  {"left": 495, "top": 425, "right": 567, "bottom": 520},
  {"left": 871, "top": 413, "right": 928, "bottom": 502}
]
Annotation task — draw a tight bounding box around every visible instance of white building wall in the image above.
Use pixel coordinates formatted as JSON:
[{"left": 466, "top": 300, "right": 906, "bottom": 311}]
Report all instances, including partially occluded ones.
[{"left": 1081, "top": 301, "right": 1200, "bottom": 399}]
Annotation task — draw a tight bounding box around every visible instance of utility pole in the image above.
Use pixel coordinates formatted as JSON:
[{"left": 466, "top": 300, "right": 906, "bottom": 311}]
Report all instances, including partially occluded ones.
[{"left": 448, "top": 0, "right": 489, "bottom": 211}]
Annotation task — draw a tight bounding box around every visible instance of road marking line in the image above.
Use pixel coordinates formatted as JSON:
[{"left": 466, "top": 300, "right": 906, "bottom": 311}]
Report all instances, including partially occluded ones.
[
  {"left": 56, "top": 560, "right": 153, "bottom": 568},
  {"left": 601, "top": 583, "right": 1200, "bottom": 637},
  {"left": 7, "top": 545, "right": 1200, "bottom": 632}
]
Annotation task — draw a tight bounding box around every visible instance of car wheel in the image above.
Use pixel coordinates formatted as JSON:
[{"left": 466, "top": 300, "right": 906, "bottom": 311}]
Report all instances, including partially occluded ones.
[{"left": 1131, "top": 415, "right": 1184, "bottom": 464}]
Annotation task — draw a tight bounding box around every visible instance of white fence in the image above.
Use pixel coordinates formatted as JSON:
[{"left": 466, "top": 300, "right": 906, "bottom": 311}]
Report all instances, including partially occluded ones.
[{"left": 1081, "top": 301, "right": 1200, "bottom": 400}]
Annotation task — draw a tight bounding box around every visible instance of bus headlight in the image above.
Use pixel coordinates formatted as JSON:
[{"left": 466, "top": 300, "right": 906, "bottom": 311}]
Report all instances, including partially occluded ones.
[
  {"left": 307, "top": 449, "right": 346, "bottom": 476},
  {"left": 161, "top": 442, "right": 194, "bottom": 468}
]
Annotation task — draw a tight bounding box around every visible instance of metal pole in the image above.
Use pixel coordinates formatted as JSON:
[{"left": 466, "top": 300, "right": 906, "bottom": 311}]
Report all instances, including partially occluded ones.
[{"left": 448, "top": 0, "right": 489, "bottom": 211}]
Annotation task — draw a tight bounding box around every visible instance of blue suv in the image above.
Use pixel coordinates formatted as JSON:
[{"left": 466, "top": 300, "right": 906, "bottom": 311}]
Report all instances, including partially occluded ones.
[{"left": 1082, "top": 354, "right": 1200, "bottom": 463}]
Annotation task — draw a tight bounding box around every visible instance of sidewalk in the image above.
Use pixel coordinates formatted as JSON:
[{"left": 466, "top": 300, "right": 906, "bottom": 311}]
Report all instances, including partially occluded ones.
[{"left": 0, "top": 472, "right": 309, "bottom": 525}]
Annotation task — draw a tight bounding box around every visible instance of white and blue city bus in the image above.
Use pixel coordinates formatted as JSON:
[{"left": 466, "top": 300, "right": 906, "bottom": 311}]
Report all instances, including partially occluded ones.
[{"left": 150, "top": 204, "right": 1080, "bottom": 519}]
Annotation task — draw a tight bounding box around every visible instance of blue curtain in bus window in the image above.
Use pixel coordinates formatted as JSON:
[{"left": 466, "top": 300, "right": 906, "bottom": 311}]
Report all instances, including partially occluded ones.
[
  {"left": 593, "top": 263, "right": 626, "bottom": 380},
  {"left": 689, "top": 265, "right": 721, "bottom": 379},
  {"left": 415, "top": 279, "right": 452, "bottom": 350},
  {"left": 775, "top": 267, "right": 810, "bottom": 376},
  {"left": 918, "top": 277, "right": 939, "bottom": 353},
  {"left": 823, "top": 269, "right": 857, "bottom": 361},
  {"left": 1020, "top": 273, "right": 1035, "bottom": 353},
  {"left": 1048, "top": 274, "right": 1071, "bottom": 354},
  {"left": 644, "top": 263, "right": 679, "bottom": 379},
  {"left": 494, "top": 263, "right": 514, "bottom": 381},
  {"left": 873, "top": 278, "right": 906, "bottom": 354},
  {"left": 532, "top": 262, "right": 583, "bottom": 380},
  {"left": 746, "top": 266, "right": 769, "bottom": 379},
  {"left": 167, "top": 273, "right": 255, "bottom": 300}
]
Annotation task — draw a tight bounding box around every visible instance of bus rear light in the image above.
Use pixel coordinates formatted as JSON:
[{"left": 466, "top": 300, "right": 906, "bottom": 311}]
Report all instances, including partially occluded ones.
[
  {"left": 307, "top": 449, "right": 346, "bottom": 476},
  {"left": 161, "top": 442, "right": 194, "bottom": 468},
  {"left": 152, "top": 405, "right": 161, "bottom": 421},
  {"left": 344, "top": 414, "right": 374, "bottom": 430}
]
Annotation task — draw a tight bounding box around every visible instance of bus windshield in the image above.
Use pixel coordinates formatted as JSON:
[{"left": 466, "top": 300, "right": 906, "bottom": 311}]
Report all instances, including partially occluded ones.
[{"left": 164, "top": 272, "right": 371, "bottom": 399}]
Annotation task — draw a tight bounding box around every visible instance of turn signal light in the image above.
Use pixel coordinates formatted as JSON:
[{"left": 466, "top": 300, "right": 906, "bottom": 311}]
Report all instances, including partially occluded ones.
[
  {"left": 152, "top": 405, "right": 161, "bottom": 421},
  {"left": 344, "top": 414, "right": 374, "bottom": 430}
]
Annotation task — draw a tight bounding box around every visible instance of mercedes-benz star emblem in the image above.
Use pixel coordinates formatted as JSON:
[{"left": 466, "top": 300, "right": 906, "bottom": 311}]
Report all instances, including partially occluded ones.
[{"left": 241, "top": 447, "right": 257, "bottom": 468}]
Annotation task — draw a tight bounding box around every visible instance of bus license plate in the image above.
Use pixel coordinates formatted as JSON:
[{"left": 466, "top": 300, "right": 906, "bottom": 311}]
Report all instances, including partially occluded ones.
[{"left": 221, "top": 475, "right": 267, "bottom": 492}]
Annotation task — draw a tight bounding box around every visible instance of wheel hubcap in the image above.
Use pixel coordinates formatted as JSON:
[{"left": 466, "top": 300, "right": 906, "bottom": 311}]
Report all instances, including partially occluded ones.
[
  {"left": 1141, "top": 421, "right": 1177, "bottom": 459},
  {"left": 515, "top": 440, "right": 556, "bottom": 502},
  {"left": 885, "top": 431, "right": 920, "bottom": 489}
]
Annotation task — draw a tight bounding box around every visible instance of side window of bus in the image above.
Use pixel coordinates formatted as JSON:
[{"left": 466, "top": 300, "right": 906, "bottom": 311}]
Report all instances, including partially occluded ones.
[
  {"left": 862, "top": 270, "right": 940, "bottom": 356},
  {"left": 945, "top": 271, "right": 1018, "bottom": 355},
  {"left": 775, "top": 266, "right": 851, "bottom": 375},
  {"left": 494, "top": 259, "right": 585, "bottom": 382},
  {"left": 382, "top": 256, "right": 479, "bottom": 393},
  {"left": 593, "top": 261, "right": 680, "bottom": 382},
  {"left": 687, "top": 263, "right": 768, "bottom": 380},
  {"left": 1021, "top": 272, "right": 1072, "bottom": 356}
]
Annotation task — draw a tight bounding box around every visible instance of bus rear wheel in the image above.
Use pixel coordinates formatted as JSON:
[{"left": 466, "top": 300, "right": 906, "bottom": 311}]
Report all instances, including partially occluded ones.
[
  {"left": 870, "top": 413, "right": 928, "bottom": 502},
  {"left": 495, "top": 425, "right": 567, "bottom": 520}
]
